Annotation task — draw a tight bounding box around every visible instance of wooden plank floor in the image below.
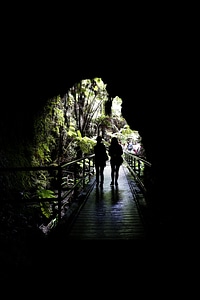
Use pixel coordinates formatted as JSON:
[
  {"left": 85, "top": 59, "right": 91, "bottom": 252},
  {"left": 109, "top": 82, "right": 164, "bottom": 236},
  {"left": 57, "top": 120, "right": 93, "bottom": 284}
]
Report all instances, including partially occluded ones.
[{"left": 65, "top": 161, "right": 147, "bottom": 240}]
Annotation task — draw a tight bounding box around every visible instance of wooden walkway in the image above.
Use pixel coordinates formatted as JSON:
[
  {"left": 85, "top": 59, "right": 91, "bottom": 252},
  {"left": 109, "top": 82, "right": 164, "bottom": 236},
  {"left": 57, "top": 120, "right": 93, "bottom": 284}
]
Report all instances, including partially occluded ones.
[{"left": 63, "top": 161, "right": 149, "bottom": 241}]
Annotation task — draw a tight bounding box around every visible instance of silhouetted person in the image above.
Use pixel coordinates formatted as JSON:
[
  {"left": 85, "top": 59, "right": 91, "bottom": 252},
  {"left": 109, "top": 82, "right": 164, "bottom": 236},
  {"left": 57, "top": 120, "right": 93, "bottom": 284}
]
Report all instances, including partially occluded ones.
[
  {"left": 108, "top": 137, "right": 123, "bottom": 186},
  {"left": 94, "top": 136, "right": 108, "bottom": 188}
]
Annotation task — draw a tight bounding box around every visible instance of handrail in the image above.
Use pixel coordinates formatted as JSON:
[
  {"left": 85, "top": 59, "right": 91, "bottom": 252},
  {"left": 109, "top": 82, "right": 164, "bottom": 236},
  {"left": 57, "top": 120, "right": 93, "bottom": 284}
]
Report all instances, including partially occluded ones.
[
  {"left": 0, "top": 152, "right": 151, "bottom": 234},
  {"left": 123, "top": 150, "right": 152, "bottom": 193},
  {"left": 0, "top": 154, "right": 95, "bottom": 228}
]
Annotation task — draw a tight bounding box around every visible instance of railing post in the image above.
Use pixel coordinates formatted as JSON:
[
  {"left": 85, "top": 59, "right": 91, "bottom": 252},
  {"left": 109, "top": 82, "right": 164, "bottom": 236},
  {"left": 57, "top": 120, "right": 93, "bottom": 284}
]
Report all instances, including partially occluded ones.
[
  {"left": 74, "top": 162, "right": 78, "bottom": 200},
  {"left": 133, "top": 157, "right": 136, "bottom": 171},
  {"left": 57, "top": 165, "right": 62, "bottom": 222},
  {"left": 138, "top": 160, "right": 141, "bottom": 176},
  {"left": 83, "top": 158, "right": 86, "bottom": 188}
]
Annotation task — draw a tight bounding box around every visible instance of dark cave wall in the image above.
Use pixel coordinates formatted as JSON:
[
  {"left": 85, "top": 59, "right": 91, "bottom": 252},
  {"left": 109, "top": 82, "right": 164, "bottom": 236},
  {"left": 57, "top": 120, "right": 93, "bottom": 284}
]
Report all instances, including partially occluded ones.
[
  {"left": 1, "top": 22, "right": 189, "bottom": 239},
  {"left": 0, "top": 5, "right": 195, "bottom": 251}
]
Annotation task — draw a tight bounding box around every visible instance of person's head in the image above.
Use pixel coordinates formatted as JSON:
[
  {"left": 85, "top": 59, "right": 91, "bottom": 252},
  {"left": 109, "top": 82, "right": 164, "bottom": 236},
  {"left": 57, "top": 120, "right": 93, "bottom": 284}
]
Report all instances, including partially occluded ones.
[
  {"left": 96, "top": 136, "right": 102, "bottom": 143},
  {"left": 111, "top": 137, "right": 118, "bottom": 145}
]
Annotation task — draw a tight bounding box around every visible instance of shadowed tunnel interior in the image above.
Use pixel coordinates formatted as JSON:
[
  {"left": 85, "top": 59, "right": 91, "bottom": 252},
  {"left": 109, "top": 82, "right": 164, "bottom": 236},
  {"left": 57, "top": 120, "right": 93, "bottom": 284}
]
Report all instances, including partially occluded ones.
[
  {"left": 0, "top": 8, "right": 198, "bottom": 290},
  {"left": 0, "top": 13, "right": 192, "bottom": 247}
]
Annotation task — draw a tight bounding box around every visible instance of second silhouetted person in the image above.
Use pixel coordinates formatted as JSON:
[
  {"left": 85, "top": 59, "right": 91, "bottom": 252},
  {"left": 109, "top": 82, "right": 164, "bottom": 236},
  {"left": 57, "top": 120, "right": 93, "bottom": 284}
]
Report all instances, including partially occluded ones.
[{"left": 108, "top": 137, "right": 123, "bottom": 186}]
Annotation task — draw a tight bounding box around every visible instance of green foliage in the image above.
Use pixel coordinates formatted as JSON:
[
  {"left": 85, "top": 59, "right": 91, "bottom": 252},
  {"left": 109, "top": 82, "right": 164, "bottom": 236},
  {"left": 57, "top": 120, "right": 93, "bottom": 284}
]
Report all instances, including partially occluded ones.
[
  {"left": 37, "top": 188, "right": 56, "bottom": 199},
  {"left": 37, "top": 189, "right": 56, "bottom": 219},
  {"left": 76, "top": 134, "right": 96, "bottom": 154},
  {"left": 67, "top": 121, "right": 77, "bottom": 138},
  {"left": 40, "top": 201, "right": 53, "bottom": 219},
  {"left": 120, "top": 124, "right": 134, "bottom": 135},
  {"left": 67, "top": 77, "right": 109, "bottom": 138}
]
